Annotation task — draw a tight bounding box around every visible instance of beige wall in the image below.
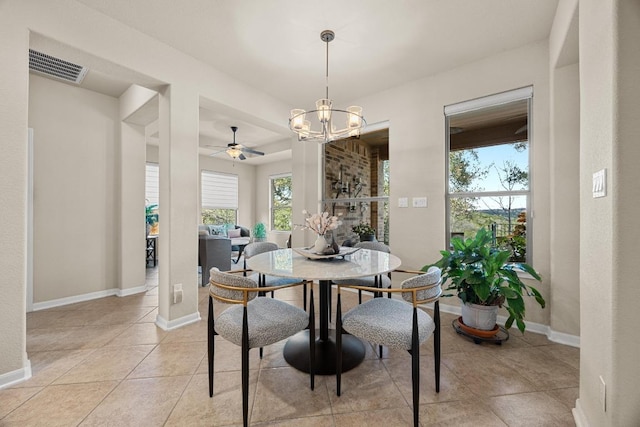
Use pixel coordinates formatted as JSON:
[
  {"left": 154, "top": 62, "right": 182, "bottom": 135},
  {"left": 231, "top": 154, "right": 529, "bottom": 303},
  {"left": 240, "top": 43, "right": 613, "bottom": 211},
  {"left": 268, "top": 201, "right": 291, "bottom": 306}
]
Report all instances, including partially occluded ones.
[
  {"left": 28, "top": 75, "right": 120, "bottom": 303},
  {"left": 577, "top": 0, "right": 640, "bottom": 425},
  {"left": 550, "top": 62, "right": 580, "bottom": 337},
  {"left": 0, "top": 6, "right": 30, "bottom": 383}
]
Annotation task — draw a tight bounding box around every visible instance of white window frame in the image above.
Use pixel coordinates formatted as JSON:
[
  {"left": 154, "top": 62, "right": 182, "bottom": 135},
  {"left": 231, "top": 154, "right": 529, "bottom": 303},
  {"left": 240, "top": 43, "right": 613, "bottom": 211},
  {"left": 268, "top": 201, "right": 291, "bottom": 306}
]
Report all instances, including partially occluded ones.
[
  {"left": 444, "top": 87, "right": 533, "bottom": 264},
  {"left": 270, "top": 173, "right": 292, "bottom": 231}
]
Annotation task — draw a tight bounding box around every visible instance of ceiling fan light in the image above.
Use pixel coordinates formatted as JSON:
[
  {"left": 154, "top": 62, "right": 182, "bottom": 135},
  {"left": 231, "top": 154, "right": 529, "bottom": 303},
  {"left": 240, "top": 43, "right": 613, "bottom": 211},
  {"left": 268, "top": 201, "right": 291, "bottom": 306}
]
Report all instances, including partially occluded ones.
[
  {"left": 290, "top": 109, "right": 306, "bottom": 130},
  {"left": 316, "top": 99, "right": 332, "bottom": 123},
  {"left": 227, "top": 147, "right": 242, "bottom": 159}
]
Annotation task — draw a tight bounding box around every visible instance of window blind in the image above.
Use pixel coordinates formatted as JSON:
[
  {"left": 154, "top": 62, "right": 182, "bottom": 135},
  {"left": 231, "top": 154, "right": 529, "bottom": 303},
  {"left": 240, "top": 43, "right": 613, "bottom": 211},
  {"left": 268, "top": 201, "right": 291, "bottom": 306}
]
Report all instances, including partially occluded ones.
[
  {"left": 145, "top": 163, "right": 159, "bottom": 205},
  {"left": 201, "top": 170, "right": 238, "bottom": 209}
]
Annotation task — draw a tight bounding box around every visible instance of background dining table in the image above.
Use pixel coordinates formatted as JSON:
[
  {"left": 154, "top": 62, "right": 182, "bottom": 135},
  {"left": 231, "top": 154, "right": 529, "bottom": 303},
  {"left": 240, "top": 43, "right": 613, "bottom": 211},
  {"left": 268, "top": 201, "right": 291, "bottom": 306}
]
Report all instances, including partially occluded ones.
[{"left": 246, "top": 247, "right": 401, "bottom": 374}]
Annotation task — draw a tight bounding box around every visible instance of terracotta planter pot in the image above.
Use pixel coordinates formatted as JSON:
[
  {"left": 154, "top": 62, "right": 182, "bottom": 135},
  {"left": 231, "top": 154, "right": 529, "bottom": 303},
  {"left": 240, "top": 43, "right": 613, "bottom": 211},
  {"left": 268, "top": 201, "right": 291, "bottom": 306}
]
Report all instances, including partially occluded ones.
[{"left": 461, "top": 302, "right": 498, "bottom": 331}]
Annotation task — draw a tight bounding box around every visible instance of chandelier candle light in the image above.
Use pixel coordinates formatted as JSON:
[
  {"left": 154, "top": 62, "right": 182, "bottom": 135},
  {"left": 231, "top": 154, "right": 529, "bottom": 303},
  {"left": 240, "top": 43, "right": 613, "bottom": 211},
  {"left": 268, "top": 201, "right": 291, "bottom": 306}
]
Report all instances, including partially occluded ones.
[{"left": 289, "top": 30, "right": 366, "bottom": 143}]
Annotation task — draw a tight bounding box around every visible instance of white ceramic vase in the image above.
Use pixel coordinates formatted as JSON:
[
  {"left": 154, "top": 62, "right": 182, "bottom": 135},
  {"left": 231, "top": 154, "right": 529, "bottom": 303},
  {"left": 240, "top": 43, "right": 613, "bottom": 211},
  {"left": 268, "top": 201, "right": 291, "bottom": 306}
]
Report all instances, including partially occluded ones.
[{"left": 313, "top": 234, "right": 329, "bottom": 254}]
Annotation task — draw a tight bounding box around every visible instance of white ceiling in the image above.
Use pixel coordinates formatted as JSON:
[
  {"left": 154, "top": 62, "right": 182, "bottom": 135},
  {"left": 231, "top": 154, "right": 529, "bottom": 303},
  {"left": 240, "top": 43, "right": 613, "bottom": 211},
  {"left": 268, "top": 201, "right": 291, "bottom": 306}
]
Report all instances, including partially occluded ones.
[{"left": 31, "top": 1, "right": 561, "bottom": 164}]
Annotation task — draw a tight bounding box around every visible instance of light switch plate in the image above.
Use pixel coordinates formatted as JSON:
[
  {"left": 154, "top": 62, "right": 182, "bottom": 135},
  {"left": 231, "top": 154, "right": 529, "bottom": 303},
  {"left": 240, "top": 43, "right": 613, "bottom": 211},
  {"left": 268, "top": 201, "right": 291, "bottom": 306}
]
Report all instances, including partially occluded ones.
[
  {"left": 412, "top": 197, "right": 427, "bottom": 208},
  {"left": 398, "top": 197, "right": 408, "bottom": 208},
  {"left": 593, "top": 169, "right": 606, "bottom": 198}
]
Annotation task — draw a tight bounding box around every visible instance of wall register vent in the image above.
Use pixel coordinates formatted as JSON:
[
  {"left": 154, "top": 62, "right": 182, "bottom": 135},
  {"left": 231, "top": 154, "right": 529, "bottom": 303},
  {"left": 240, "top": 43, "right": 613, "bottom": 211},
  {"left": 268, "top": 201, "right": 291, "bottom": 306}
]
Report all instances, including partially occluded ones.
[{"left": 29, "top": 49, "right": 88, "bottom": 84}]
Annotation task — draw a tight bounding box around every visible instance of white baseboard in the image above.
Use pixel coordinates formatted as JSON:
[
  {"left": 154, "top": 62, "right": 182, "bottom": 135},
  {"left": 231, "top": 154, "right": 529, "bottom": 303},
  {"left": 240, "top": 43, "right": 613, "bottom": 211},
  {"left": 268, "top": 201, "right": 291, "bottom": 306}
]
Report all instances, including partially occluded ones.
[
  {"left": 32, "top": 285, "right": 147, "bottom": 311},
  {"left": 572, "top": 398, "right": 589, "bottom": 427},
  {"left": 0, "top": 360, "right": 31, "bottom": 390},
  {"left": 434, "top": 303, "right": 580, "bottom": 348},
  {"left": 117, "top": 285, "right": 147, "bottom": 297},
  {"left": 156, "top": 311, "right": 201, "bottom": 331}
]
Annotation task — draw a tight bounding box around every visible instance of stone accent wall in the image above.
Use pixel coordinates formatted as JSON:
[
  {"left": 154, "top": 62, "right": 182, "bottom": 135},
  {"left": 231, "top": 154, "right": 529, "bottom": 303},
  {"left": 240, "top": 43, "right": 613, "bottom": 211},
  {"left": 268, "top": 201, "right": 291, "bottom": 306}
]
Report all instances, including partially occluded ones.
[{"left": 324, "top": 139, "right": 376, "bottom": 244}]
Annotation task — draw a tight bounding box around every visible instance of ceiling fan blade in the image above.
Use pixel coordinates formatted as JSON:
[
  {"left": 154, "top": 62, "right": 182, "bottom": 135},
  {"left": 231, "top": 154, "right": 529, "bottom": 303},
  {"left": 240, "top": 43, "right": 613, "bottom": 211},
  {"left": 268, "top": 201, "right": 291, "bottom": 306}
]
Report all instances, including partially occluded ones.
[
  {"left": 240, "top": 146, "right": 265, "bottom": 156},
  {"left": 239, "top": 153, "right": 246, "bottom": 160},
  {"left": 208, "top": 148, "right": 228, "bottom": 157}
]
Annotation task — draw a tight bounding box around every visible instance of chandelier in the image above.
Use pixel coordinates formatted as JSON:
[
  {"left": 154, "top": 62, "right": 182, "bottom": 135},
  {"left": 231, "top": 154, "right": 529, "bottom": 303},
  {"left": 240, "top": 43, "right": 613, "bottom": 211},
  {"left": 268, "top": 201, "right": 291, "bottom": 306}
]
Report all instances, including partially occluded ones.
[{"left": 289, "top": 30, "right": 366, "bottom": 143}]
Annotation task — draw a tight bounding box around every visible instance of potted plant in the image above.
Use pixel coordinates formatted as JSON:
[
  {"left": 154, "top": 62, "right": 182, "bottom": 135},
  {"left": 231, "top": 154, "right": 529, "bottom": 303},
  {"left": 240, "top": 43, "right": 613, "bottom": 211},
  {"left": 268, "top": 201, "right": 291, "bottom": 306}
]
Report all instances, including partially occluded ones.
[
  {"left": 352, "top": 222, "right": 376, "bottom": 242},
  {"left": 253, "top": 222, "right": 267, "bottom": 242},
  {"left": 145, "top": 203, "right": 158, "bottom": 236},
  {"left": 426, "top": 228, "right": 545, "bottom": 334}
]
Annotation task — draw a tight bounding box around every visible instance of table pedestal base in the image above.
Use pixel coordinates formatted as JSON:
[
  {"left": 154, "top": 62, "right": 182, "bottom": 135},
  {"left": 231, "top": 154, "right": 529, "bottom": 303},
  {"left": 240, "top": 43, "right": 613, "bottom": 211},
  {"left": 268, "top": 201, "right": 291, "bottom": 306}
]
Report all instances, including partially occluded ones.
[{"left": 283, "top": 329, "right": 365, "bottom": 375}]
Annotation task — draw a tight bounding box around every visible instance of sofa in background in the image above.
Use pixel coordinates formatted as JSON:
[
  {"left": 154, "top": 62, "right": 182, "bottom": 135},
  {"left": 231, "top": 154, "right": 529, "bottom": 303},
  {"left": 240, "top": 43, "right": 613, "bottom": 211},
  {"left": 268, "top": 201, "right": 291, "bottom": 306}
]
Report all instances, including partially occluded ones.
[
  {"left": 198, "top": 235, "right": 231, "bottom": 286},
  {"left": 197, "top": 225, "right": 251, "bottom": 285}
]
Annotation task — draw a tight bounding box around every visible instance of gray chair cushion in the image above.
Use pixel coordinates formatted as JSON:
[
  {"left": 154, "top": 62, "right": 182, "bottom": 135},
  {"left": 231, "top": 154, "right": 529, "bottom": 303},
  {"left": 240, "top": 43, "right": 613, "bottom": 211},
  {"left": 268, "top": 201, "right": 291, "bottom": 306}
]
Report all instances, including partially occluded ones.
[
  {"left": 342, "top": 298, "right": 435, "bottom": 350},
  {"left": 215, "top": 297, "right": 309, "bottom": 348},
  {"left": 248, "top": 273, "right": 302, "bottom": 287}
]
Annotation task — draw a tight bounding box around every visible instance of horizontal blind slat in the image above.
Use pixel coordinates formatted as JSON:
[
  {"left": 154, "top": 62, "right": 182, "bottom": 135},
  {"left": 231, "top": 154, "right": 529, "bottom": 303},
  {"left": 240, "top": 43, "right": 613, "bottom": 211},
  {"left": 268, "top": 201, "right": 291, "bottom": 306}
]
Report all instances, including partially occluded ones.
[
  {"left": 201, "top": 170, "right": 238, "bottom": 209},
  {"left": 145, "top": 163, "right": 159, "bottom": 205}
]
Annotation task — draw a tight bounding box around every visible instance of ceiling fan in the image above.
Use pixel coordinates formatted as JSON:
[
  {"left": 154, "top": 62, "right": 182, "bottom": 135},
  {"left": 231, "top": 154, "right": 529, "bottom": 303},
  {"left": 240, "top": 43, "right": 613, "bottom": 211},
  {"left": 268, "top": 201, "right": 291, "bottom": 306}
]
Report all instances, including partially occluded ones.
[{"left": 209, "top": 126, "right": 264, "bottom": 160}]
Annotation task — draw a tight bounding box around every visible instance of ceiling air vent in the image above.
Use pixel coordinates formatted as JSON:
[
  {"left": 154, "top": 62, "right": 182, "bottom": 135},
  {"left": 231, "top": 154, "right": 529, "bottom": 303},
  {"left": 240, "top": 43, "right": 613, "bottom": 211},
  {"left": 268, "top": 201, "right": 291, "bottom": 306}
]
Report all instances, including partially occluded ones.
[{"left": 28, "top": 49, "right": 88, "bottom": 84}]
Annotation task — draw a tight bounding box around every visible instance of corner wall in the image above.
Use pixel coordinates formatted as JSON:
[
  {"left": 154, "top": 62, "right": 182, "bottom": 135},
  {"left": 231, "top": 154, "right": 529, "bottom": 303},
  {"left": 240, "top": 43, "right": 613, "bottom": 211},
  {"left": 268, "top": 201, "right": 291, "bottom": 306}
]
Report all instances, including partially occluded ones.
[
  {"left": 577, "top": 0, "right": 640, "bottom": 424},
  {"left": 0, "top": 7, "right": 29, "bottom": 385},
  {"left": 28, "top": 75, "right": 120, "bottom": 303}
]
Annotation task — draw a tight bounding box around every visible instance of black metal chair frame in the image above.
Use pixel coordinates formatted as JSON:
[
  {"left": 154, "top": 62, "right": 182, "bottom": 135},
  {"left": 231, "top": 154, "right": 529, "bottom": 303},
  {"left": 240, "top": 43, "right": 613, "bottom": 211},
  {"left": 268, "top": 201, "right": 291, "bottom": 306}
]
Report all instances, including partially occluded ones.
[
  {"left": 208, "top": 272, "right": 315, "bottom": 427},
  {"left": 335, "top": 272, "right": 441, "bottom": 427}
]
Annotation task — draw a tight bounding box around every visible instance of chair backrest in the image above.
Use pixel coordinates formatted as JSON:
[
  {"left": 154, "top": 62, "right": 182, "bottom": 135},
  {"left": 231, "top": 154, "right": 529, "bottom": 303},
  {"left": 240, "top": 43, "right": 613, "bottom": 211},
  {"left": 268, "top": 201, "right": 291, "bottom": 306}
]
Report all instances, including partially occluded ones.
[
  {"left": 244, "top": 241, "right": 278, "bottom": 259},
  {"left": 355, "top": 241, "right": 390, "bottom": 253},
  {"left": 209, "top": 267, "right": 258, "bottom": 303},
  {"left": 401, "top": 266, "right": 442, "bottom": 303}
]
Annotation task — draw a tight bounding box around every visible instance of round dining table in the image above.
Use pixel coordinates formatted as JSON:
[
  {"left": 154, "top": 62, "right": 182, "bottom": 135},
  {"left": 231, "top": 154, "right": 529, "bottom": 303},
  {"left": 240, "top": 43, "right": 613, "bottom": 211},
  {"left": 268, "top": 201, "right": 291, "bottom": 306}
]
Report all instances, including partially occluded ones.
[{"left": 246, "top": 247, "right": 401, "bottom": 375}]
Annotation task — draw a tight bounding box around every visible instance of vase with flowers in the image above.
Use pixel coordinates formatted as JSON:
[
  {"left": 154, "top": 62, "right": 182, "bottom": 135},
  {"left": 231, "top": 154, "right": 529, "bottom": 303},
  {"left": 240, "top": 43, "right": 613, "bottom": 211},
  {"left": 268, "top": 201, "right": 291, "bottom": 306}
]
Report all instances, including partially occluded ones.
[{"left": 299, "top": 210, "right": 342, "bottom": 254}]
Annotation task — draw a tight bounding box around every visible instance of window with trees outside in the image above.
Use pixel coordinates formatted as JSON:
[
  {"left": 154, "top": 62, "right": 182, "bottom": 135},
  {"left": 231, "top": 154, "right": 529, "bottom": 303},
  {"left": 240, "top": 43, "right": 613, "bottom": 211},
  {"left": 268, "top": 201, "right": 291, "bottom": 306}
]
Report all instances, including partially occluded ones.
[
  {"left": 446, "top": 87, "right": 532, "bottom": 263},
  {"left": 201, "top": 170, "right": 238, "bottom": 225},
  {"left": 271, "top": 174, "right": 292, "bottom": 231}
]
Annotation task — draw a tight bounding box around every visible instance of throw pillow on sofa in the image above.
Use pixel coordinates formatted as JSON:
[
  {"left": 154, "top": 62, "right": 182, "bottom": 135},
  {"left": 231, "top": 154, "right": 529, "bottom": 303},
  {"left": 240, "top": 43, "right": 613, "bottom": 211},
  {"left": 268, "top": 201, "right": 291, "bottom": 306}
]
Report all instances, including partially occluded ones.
[
  {"left": 227, "top": 228, "right": 242, "bottom": 238},
  {"left": 211, "top": 225, "right": 227, "bottom": 236}
]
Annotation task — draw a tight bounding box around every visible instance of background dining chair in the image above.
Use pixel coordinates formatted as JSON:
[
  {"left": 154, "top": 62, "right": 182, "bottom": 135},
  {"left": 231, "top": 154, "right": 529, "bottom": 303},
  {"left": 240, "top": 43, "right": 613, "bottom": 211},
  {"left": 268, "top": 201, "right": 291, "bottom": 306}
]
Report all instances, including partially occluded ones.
[
  {"left": 332, "top": 241, "right": 392, "bottom": 303},
  {"left": 243, "top": 241, "right": 309, "bottom": 310},
  {"left": 208, "top": 268, "right": 315, "bottom": 427},
  {"left": 335, "top": 266, "right": 442, "bottom": 427}
]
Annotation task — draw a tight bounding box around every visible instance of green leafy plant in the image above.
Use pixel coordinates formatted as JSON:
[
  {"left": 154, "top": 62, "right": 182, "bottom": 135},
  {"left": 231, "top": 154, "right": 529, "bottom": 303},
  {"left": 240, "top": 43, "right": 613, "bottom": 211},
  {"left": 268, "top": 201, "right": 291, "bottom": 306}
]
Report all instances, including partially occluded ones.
[
  {"left": 352, "top": 222, "right": 375, "bottom": 236},
  {"left": 253, "top": 222, "right": 267, "bottom": 239},
  {"left": 145, "top": 203, "right": 158, "bottom": 225},
  {"left": 425, "top": 228, "right": 545, "bottom": 333}
]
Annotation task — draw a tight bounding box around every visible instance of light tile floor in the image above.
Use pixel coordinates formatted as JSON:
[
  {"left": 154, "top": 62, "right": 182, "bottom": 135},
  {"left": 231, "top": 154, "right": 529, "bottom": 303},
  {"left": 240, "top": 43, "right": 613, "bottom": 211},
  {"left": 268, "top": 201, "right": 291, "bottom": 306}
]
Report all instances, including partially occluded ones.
[{"left": 1, "top": 266, "right": 578, "bottom": 426}]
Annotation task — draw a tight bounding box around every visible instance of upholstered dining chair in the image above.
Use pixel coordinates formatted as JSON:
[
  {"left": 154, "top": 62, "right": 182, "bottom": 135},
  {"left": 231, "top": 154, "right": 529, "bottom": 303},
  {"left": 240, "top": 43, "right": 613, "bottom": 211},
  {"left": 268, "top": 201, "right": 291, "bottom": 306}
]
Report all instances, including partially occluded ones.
[
  {"left": 243, "top": 241, "right": 309, "bottom": 311},
  {"left": 335, "top": 266, "right": 442, "bottom": 427},
  {"left": 330, "top": 241, "right": 393, "bottom": 344},
  {"left": 208, "top": 268, "right": 315, "bottom": 427}
]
